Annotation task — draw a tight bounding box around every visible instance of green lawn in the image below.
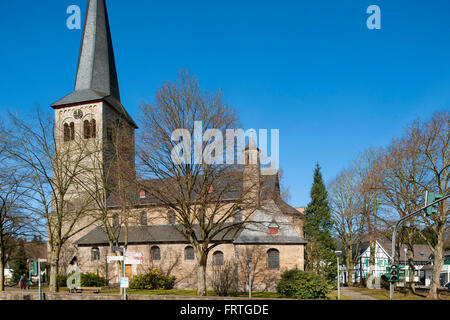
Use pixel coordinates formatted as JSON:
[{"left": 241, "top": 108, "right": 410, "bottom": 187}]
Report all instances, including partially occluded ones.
[
  {"left": 326, "top": 290, "right": 351, "bottom": 300},
  {"left": 101, "top": 289, "right": 282, "bottom": 298}
]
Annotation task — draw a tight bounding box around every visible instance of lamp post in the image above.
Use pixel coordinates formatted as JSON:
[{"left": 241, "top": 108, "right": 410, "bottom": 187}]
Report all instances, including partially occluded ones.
[
  {"left": 404, "top": 248, "right": 407, "bottom": 286},
  {"left": 335, "top": 251, "right": 342, "bottom": 300},
  {"left": 248, "top": 257, "right": 252, "bottom": 299}
]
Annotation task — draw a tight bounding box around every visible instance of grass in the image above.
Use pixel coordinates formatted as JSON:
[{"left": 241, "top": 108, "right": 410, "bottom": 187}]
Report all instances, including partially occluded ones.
[
  {"left": 100, "top": 289, "right": 282, "bottom": 298},
  {"left": 348, "top": 286, "right": 450, "bottom": 300},
  {"left": 326, "top": 290, "right": 351, "bottom": 300},
  {"left": 7, "top": 285, "right": 349, "bottom": 300}
]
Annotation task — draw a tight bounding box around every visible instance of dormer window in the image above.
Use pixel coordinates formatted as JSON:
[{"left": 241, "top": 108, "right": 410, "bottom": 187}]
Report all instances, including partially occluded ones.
[
  {"left": 140, "top": 190, "right": 146, "bottom": 199},
  {"left": 268, "top": 219, "right": 279, "bottom": 235}
]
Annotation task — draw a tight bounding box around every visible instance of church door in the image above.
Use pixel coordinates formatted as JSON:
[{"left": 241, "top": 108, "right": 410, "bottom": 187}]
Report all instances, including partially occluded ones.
[{"left": 125, "top": 265, "right": 132, "bottom": 280}]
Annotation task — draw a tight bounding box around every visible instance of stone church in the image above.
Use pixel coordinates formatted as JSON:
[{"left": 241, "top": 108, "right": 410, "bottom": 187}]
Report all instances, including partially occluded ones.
[{"left": 51, "top": 0, "right": 306, "bottom": 291}]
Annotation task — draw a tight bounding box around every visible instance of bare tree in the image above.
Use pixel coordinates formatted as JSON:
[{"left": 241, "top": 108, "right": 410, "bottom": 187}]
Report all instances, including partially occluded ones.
[
  {"left": 380, "top": 125, "right": 429, "bottom": 294},
  {"left": 329, "top": 166, "right": 364, "bottom": 286},
  {"left": 236, "top": 245, "right": 278, "bottom": 292},
  {"left": 353, "top": 148, "right": 385, "bottom": 289},
  {"left": 413, "top": 111, "right": 449, "bottom": 299},
  {"left": 7, "top": 110, "right": 97, "bottom": 292},
  {"left": 76, "top": 119, "right": 138, "bottom": 291},
  {"left": 0, "top": 121, "right": 39, "bottom": 290},
  {"left": 211, "top": 260, "right": 236, "bottom": 296},
  {"left": 137, "top": 70, "right": 259, "bottom": 296}
]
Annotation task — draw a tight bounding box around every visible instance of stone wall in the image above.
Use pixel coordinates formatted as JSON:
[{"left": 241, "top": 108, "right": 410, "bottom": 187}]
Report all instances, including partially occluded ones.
[{"left": 75, "top": 242, "right": 304, "bottom": 292}]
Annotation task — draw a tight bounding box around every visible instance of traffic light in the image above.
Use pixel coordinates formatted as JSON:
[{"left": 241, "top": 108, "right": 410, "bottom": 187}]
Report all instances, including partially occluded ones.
[
  {"left": 424, "top": 191, "right": 442, "bottom": 217},
  {"left": 381, "top": 264, "right": 402, "bottom": 283},
  {"left": 390, "top": 264, "right": 399, "bottom": 282}
]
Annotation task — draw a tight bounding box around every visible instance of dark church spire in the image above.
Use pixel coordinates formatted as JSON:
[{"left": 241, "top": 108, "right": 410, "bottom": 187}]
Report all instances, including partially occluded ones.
[
  {"left": 52, "top": 0, "right": 137, "bottom": 128},
  {"left": 74, "top": 0, "right": 120, "bottom": 100}
]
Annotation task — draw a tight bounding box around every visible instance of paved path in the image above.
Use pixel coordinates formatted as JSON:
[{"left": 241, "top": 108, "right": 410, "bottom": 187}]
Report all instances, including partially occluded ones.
[{"left": 341, "top": 287, "right": 379, "bottom": 300}]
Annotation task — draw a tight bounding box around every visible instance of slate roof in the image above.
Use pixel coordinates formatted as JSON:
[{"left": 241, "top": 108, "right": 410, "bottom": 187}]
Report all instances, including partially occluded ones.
[
  {"left": 108, "top": 172, "right": 302, "bottom": 219},
  {"left": 76, "top": 223, "right": 240, "bottom": 246},
  {"left": 51, "top": 0, "right": 137, "bottom": 129},
  {"left": 233, "top": 200, "right": 306, "bottom": 244},
  {"left": 76, "top": 200, "right": 306, "bottom": 246}
]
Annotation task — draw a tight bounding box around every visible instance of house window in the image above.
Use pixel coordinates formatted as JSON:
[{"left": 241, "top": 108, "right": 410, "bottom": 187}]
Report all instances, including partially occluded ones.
[
  {"left": 213, "top": 251, "right": 224, "bottom": 266},
  {"left": 150, "top": 246, "right": 160, "bottom": 261},
  {"left": 267, "top": 249, "right": 280, "bottom": 270},
  {"left": 140, "top": 211, "right": 147, "bottom": 226},
  {"left": 185, "top": 246, "right": 194, "bottom": 260},
  {"left": 91, "top": 247, "right": 100, "bottom": 261},
  {"left": 168, "top": 210, "right": 175, "bottom": 224}
]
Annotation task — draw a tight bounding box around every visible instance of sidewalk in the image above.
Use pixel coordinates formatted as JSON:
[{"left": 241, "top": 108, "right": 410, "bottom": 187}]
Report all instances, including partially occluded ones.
[{"left": 340, "top": 287, "right": 378, "bottom": 300}]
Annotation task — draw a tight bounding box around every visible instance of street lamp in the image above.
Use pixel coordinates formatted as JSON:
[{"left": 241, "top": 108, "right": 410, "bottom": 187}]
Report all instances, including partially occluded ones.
[
  {"left": 247, "top": 257, "right": 252, "bottom": 299},
  {"left": 335, "top": 251, "right": 342, "bottom": 300},
  {"left": 403, "top": 248, "right": 407, "bottom": 286}
]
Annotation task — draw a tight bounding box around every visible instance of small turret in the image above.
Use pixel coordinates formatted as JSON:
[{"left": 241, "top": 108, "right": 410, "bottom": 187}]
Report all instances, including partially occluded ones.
[{"left": 243, "top": 136, "right": 261, "bottom": 207}]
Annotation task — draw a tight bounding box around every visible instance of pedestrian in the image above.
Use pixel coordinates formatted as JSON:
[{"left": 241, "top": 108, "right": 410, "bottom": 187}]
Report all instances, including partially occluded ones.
[
  {"left": 19, "top": 274, "right": 27, "bottom": 290},
  {"left": 27, "top": 278, "right": 32, "bottom": 290}
]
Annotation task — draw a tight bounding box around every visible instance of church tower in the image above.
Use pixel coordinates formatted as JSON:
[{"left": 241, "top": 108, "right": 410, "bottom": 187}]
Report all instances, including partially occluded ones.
[{"left": 51, "top": 0, "right": 137, "bottom": 191}]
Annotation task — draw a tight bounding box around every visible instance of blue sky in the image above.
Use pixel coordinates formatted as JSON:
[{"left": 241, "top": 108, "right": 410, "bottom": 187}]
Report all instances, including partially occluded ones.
[{"left": 1, "top": 0, "right": 450, "bottom": 207}]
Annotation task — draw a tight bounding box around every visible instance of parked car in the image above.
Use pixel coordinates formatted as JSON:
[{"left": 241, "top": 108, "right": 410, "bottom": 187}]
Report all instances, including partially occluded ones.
[{"left": 444, "top": 283, "right": 450, "bottom": 290}]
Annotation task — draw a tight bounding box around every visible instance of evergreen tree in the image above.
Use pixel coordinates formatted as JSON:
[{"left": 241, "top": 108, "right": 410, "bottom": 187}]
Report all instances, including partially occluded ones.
[
  {"left": 11, "top": 239, "right": 28, "bottom": 284},
  {"left": 304, "top": 163, "right": 337, "bottom": 282}
]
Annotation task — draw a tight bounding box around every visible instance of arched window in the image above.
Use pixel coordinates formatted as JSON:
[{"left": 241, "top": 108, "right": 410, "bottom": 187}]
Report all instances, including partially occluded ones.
[
  {"left": 64, "top": 123, "right": 70, "bottom": 141},
  {"left": 168, "top": 210, "right": 175, "bottom": 224},
  {"left": 64, "top": 122, "right": 75, "bottom": 142},
  {"left": 91, "top": 119, "right": 96, "bottom": 138},
  {"left": 213, "top": 251, "right": 224, "bottom": 266},
  {"left": 91, "top": 247, "right": 100, "bottom": 261},
  {"left": 84, "top": 119, "right": 96, "bottom": 139},
  {"left": 185, "top": 246, "right": 194, "bottom": 260},
  {"left": 84, "top": 120, "right": 90, "bottom": 139},
  {"left": 150, "top": 246, "right": 160, "bottom": 261},
  {"left": 70, "top": 122, "right": 75, "bottom": 140},
  {"left": 267, "top": 249, "right": 280, "bottom": 270},
  {"left": 140, "top": 211, "right": 147, "bottom": 226}
]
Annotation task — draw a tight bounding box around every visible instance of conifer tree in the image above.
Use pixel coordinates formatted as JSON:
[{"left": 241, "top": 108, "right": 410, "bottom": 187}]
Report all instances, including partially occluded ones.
[
  {"left": 11, "top": 239, "right": 28, "bottom": 284},
  {"left": 304, "top": 163, "right": 337, "bottom": 282}
]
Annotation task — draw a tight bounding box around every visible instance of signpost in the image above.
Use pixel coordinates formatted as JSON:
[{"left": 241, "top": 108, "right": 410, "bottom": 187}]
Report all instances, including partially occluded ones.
[
  {"left": 37, "top": 259, "right": 47, "bottom": 300},
  {"left": 109, "top": 247, "right": 143, "bottom": 300},
  {"left": 120, "top": 277, "right": 129, "bottom": 289}
]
